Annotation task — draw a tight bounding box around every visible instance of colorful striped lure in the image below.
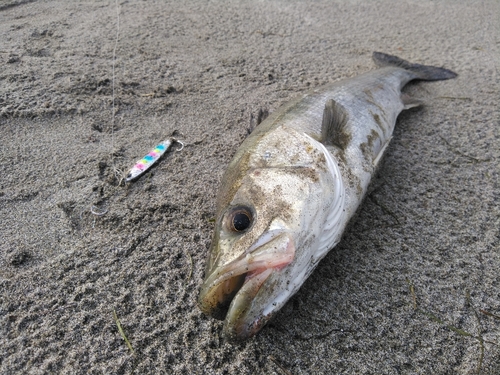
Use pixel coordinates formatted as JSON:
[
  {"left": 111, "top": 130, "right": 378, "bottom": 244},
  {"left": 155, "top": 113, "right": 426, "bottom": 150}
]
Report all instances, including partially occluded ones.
[{"left": 125, "top": 138, "right": 183, "bottom": 182}]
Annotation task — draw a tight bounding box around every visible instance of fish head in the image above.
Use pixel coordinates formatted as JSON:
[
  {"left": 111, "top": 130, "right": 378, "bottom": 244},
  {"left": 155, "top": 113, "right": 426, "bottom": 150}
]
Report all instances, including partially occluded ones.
[{"left": 198, "top": 126, "right": 344, "bottom": 341}]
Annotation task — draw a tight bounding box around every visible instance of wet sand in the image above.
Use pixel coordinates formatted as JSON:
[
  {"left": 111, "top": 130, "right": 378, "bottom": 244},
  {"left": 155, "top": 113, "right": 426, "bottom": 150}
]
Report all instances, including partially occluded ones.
[{"left": 1, "top": 0, "right": 499, "bottom": 373}]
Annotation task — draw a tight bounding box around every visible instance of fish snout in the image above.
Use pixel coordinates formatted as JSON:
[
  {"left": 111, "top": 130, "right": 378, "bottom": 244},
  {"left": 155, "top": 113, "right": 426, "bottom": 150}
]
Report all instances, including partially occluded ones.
[{"left": 198, "top": 232, "right": 296, "bottom": 339}]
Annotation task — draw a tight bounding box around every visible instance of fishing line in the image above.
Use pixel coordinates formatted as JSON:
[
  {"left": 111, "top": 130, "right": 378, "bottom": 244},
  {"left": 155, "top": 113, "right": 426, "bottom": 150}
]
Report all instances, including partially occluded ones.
[{"left": 111, "top": 0, "right": 120, "bottom": 179}]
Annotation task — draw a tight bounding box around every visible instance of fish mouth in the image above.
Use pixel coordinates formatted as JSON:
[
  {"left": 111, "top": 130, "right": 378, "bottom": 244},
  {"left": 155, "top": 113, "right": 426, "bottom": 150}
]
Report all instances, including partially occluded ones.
[{"left": 198, "top": 231, "right": 295, "bottom": 341}]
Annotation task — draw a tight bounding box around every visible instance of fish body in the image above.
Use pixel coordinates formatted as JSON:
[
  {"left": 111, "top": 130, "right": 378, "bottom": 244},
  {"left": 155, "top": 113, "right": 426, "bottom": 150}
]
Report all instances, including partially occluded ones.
[{"left": 198, "top": 52, "right": 457, "bottom": 341}]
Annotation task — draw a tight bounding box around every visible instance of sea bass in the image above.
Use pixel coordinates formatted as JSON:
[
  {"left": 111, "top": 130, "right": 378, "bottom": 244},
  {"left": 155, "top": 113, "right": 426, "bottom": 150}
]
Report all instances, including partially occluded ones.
[{"left": 198, "top": 52, "right": 457, "bottom": 341}]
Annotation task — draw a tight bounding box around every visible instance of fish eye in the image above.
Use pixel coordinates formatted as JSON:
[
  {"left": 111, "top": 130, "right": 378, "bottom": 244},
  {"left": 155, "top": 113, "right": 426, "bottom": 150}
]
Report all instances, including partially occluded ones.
[{"left": 227, "top": 206, "right": 253, "bottom": 233}]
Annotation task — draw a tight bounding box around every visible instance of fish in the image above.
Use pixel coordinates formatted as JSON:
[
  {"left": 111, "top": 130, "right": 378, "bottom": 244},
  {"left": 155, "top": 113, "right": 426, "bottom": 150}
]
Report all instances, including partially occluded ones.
[
  {"left": 125, "top": 138, "right": 183, "bottom": 182},
  {"left": 198, "top": 52, "right": 457, "bottom": 341}
]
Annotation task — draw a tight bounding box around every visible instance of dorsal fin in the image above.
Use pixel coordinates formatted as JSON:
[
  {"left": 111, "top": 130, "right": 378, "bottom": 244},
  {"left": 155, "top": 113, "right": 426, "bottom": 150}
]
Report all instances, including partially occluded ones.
[{"left": 321, "top": 99, "right": 350, "bottom": 149}]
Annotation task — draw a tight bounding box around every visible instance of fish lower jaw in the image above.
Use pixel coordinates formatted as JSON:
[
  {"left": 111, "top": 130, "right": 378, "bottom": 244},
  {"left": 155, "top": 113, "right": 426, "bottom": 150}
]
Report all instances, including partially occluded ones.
[
  {"left": 198, "top": 262, "right": 280, "bottom": 324},
  {"left": 198, "top": 234, "right": 296, "bottom": 338},
  {"left": 222, "top": 262, "right": 309, "bottom": 341},
  {"left": 222, "top": 267, "right": 274, "bottom": 340}
]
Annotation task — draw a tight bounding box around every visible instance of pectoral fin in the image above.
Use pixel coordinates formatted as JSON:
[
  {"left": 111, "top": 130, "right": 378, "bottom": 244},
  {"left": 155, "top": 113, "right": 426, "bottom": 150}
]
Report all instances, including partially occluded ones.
[
  {"left": 372, "top": 137, "right": 392, "bottom": 168},
  {"left": 320, "top": 99, "right": 350, "bottom": 149}
]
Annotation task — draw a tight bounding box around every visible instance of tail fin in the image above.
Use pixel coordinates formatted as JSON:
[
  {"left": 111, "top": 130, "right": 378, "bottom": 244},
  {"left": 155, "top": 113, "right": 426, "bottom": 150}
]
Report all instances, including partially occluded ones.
[{"left": 373, "top": 52, "right": 457, "bottom": 81}]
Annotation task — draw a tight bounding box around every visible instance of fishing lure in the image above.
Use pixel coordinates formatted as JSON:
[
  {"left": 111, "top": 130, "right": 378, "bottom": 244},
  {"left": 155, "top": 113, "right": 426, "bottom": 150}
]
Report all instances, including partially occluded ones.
[{"left": 125, "top": 138, "right": 183, "bottom": 182}]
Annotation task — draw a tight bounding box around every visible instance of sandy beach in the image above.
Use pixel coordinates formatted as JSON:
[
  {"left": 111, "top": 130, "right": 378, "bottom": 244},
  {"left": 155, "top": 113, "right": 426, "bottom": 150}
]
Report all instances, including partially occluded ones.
[{"left": 1, "top": 0, "right": 499, "bottom": 373}]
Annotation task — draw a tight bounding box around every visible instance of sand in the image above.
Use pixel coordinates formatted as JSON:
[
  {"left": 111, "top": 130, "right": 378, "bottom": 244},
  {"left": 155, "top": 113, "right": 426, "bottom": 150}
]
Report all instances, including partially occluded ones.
[{"left": 1, "top": 0, "right": 499, "bottom": 373}]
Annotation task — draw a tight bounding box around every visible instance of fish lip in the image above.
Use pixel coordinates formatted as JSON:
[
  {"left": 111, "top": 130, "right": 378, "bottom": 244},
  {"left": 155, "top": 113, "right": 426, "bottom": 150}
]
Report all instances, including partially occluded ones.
[
  {"left": 222, "top": 267, "right": 275, "bottom": 341},
  {"left": 198, "top": 232, "right": 295, "bottom": 339}
]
